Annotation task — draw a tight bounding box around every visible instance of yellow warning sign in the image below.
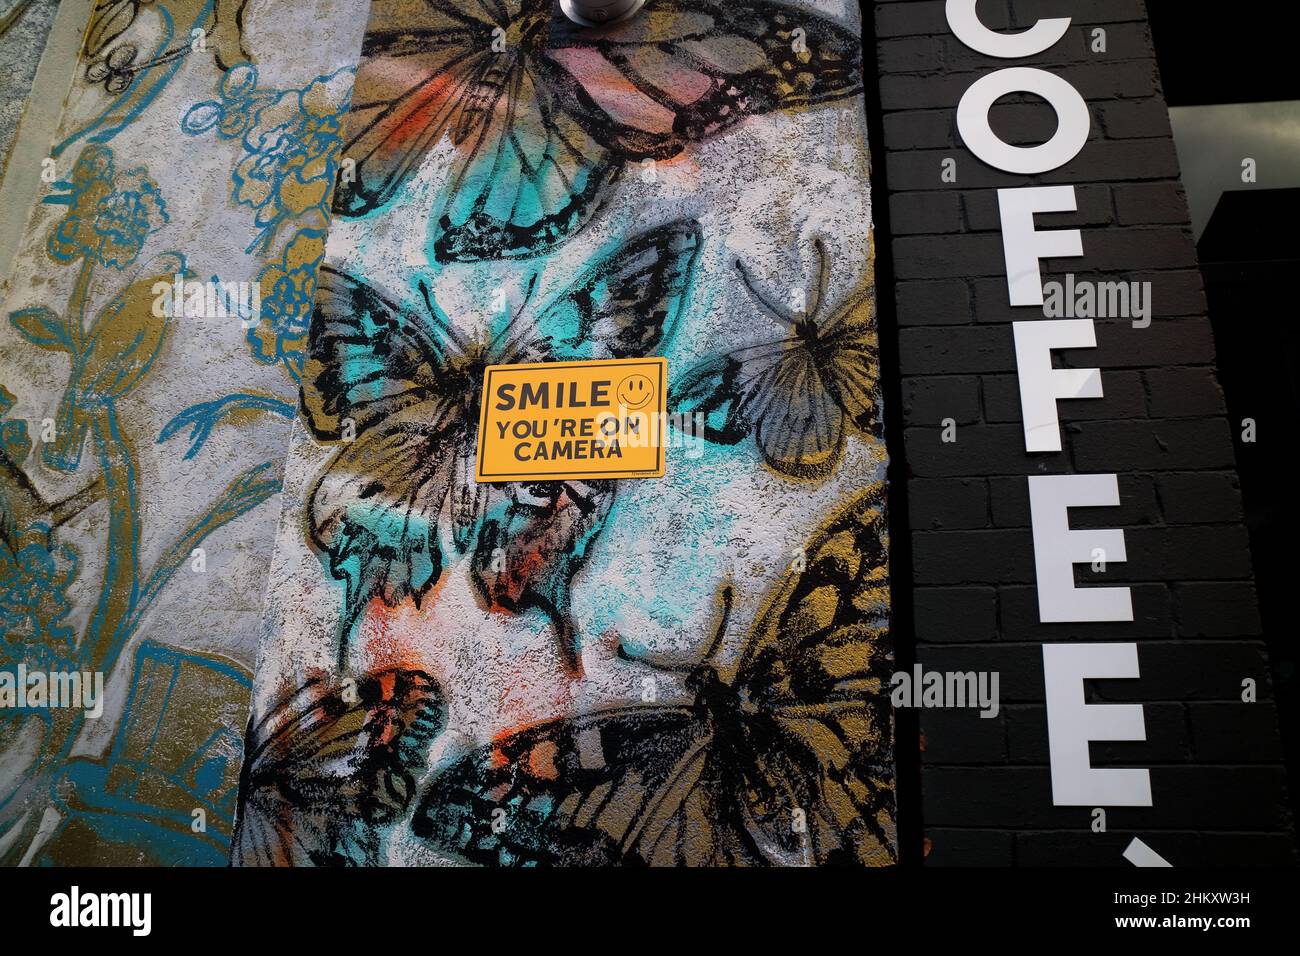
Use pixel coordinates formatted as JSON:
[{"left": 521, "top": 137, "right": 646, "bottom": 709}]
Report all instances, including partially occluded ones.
[{"left": 475, "top": 357, "right": 667, "bottom": 483}]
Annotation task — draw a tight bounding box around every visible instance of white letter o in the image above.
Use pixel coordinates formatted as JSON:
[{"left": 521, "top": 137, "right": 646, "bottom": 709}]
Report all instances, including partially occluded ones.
[{"left": 957, "top": 67, "right": 1090, "bottom": 174}]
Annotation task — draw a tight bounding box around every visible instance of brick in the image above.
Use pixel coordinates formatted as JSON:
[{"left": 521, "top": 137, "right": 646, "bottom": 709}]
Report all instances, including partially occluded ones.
[
  {"left": 894, "top": 278, "right": 971, "bottom": 326},
  {"left": 1096, "top": 642, "right": 1273, "bottom": 702},
  {"left": 890, "top": 190, "right": 962, "bottom": 234},
  {"left": 1006, "top": 702, "right": 1187, "bottom": 763},
  {"left": 1143, "top": 766, "right": 1289, "bottom": 829},
  {"left": 1174, "top": 582, "right": 1263, "bottom": 637},
  {"left": 921, "top": 709, "right": 1006, "bottom": 762},
  {"left": 909, "top": 478, "right": 988, "bottom": 531},
  {"left": 1114, "top": 181, "right": 1191, "bottom": 225},
  {"left": 883, "top": 109, "right": 956, "bottom": 150},
  {"left": 935, "top": 28, "right": 1088, "bottom": 73},
  {"left": 877, "top": 36, "right": 944, "bottom": 74},
  {"left": 914, "top": 586, "right": 999, "bottom": 643},
  {"left": 1190, "top": 703, "right": 1285, "bottom": 761},
  {"left": 902, "top": 376, "right": 981, "bottom": 425},
  {"left": 1120, "top": 525, "right": 1253, "bottom": 580},
  {"left": 982, "top": 370, "right": 1147, "bottom": 425},
  {"left": 921, "top": 767, "right": 1074, "bottom": 828},
  {"left": 1158, "top": 473, "right": 1245, "bottom": 524},
  {"left": 885, "top": 140, "right": 1180, "bottom": 191},
  {"left": 1015, "top": 831, "right": 1201, "bottom": 867},
  {"left": 903, "top": 423, "right": 1072, "bottom": 477},
  {"left": 1070, "top": 21, "right": 1153, "bottom": 60},
  {"left": 879, "top": 61, "right": 1161, "bottom": 112},
  {"left": 924, "top": 829, "right": 1014, "bottom": 867},
  {"left": 918, "top": 645, "right": 1046, "bottom": 702},
  {"left": 1096, "top": 98, "right": 1175, "bottom": 139},
  {"left": 899, "top": 326, "right": 1016, "bottom": 374},
  {"left": 988, "top": 473, "right": 1159, "bottom": 528},
  {"left": 1077, "top": 227, "right": 1198, "bottom": 271},
  {"left": 1144, "top": 367, "right": 1225, "bottom": 418},
  {"left": 913, "top": 529, "right": 1035, "bottom": 584},
  {"left": 964, "top": 183, "right": 1114, "bottom": 232},
  {"left": 1140, "top": 270, "right": 1208, "bottom": 317},
  {"left": 971, "top": 271, "right": 1208, "bottom": 324},
  {"left": 1009, "top": 0, "right": 1149, "bottom": 27},
  {"left": 998, "top": 583, "right": 1173, "bottom": 640},
  {"left": 1068, "top": 418, "right": 1236, "bottom": 471},
  {"left": 875, "top": 1, "right": 949, "bottom": 39},
  {"left": 892, "top": 234, "right": 1008, "bottom": 279},
  {"left": 1090, "top": 317, "right": 1218, "bottom": 367}
]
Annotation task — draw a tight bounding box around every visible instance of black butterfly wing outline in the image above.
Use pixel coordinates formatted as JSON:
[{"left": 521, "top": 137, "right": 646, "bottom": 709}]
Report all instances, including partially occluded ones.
[
  {"left": 232, "top": 669, "right": 446, "bottom": 866},
  {"left": 470, "top": 479, "right": 618, "bottom": 674},
  {"left": 331, "top": 0, "right": 501, "bottom": 218},
  {"left": 302, "top": 267, "right": 468, "bottom": 652},
  {"left": 411, "top": 705, "right": 710, "bottom": 866},
  {"left": 432, "top": 51, "right": 624, "bottom": 262},
  {"left": 670, "top": 337, "right": 848, "bottom": 479},
  {"left": 542, "top": 0, "right": 864, "bottom": 159},
  {"left": 814, "top": 246, "right": 881, "bottom": 441},
  {"left": 335, "top": 0, "right": 862, "bottom": 261},
  {"left": 413, "top": 485, "right": 896, "bottom": 866},
  {"left": 752, "top": 341, "right": 849, "bottom": 479},
  {"left": 535, "top": 218, "right": 703, "bottom": 359},
  {"left": 85, "top": 1, "right": 141, "bottom": 60},
  {"left": 669, "top": 266, "right": 880, "bottom": 480},
  {"left": 730, "top": 481, "right": 896, "bottom": 865},
  {"left": 335, "top": 0, "right": 621, "bottom": 266},
  {"left": 302, "top": 266, "right": 460, "bottom": 439},
  {"left": 464, "top": 219, "right": 702, "bottom": 671}
]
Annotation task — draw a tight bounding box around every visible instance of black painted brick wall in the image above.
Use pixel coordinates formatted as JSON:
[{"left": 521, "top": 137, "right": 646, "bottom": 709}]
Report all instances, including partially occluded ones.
[{"left": 871, "top": 0, "right": 1295, "bottom": 865}]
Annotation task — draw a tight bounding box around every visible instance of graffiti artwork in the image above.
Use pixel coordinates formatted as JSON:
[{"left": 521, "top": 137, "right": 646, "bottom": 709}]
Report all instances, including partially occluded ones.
[
  {"left": 1, "top": 2, "right": 369, "bottom": 865},
  {"left": 1, "top": 0, "right": 889, "bottom": 867},
  {"left": 236, "top": 0, "right": 892, "bottom": 867},
  {"left": 413, "top": 486, "right": 894, "bottom": 866},
  {"left": 334, "top": 0, "right": 864, "bottom": 261},
  {"left": 300, "top": 218, "right": 701, "bottom": 667}
]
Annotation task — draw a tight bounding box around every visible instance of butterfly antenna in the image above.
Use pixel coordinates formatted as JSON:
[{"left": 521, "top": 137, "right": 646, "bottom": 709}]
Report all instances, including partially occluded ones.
[
  {"left": 702, "top": 584, "right": 734, "bottom": 666},
  {"left": 416, "top": 278, "right": 470, "bottom": 355},
  {"left": 736, "top": 259, "right": 798, "bottom": 328},
  {"left": 615, "top": 585, "right": 733, "bottom": 672},
  {"left": 809, "top": 236, "right": 830, "bottom": 321}
]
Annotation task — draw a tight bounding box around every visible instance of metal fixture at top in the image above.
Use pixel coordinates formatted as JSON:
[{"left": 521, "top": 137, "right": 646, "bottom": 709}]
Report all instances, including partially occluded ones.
[{"left": 560, "top": 0, "right": 648, "bottom": 28}]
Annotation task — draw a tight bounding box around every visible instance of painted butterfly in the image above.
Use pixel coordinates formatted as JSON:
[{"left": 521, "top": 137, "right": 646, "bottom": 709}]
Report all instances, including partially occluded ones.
[
  {"left": 670, "top": 235, "right": 880, "bottom": 480},
  {"left": 411, "top": 483, "right": 895, "bottom": 866},
  {"left": 231, "top": 668, "right": 445, "bottom": 866},
  {"left": 334, "top": 0, "right": 864, "bottom": 261},
  {"left": 301, "top": 219, "right": 702, "bottom": 666}
]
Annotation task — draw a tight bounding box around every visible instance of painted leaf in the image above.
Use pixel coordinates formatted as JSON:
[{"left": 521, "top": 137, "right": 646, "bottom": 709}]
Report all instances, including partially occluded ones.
[{"left": 9, "top": 307, "right": 71, "bottom": 352}]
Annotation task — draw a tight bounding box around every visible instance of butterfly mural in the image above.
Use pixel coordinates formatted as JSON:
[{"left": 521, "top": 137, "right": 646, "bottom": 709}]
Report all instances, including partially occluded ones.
[
  {"left": 231, "top": 668, "right": 445, "bottom": 866},
  {"left": 671, "top": 236, "right": 880, "bottom": 481},
  {"left": 411, "top": 483, "right": 895, "bottom": 866},
  {"left": 301, "top": 219, "right": 702, "bottom": 667},
  {"left": 335, "top": 0, "right": 864, "bottom": 261}
]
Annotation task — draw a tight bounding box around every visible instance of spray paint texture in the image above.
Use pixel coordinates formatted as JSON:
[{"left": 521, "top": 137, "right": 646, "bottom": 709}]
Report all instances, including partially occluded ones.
[
  {"left": 0, "top": 0, "right": 369, "bottom": 865},
  {"left": 235, "top": 0, "right": 895, "bottom": 866}
]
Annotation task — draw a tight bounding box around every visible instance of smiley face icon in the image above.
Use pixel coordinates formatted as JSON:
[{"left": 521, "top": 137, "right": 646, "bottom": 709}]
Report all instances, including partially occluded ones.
[{"left": 617, "top": 373, "right": 655, "bottom": 410}]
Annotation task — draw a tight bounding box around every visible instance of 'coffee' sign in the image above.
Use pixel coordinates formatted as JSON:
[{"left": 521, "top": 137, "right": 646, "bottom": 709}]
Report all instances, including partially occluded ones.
[{"left": 946, "top": 0, "right": 1151, "bottom": 809}]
